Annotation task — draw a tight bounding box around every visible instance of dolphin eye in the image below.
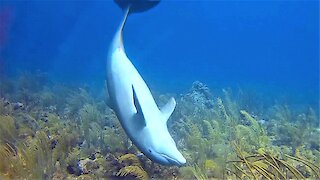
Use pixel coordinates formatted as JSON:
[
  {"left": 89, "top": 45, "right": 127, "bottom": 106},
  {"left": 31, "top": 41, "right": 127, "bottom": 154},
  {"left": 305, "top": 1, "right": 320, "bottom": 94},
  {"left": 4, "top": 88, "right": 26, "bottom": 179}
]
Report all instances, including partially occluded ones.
[{"left": 148, "top": 149, "right": 152, "bottom": 153}]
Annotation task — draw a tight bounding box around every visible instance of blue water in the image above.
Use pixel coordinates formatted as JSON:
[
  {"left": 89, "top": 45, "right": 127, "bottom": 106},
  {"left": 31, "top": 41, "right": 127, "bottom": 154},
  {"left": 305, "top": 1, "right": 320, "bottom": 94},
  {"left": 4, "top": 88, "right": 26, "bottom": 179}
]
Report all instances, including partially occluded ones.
[{"left": 0, "top": 1, "right": 318, "bottom": 108}]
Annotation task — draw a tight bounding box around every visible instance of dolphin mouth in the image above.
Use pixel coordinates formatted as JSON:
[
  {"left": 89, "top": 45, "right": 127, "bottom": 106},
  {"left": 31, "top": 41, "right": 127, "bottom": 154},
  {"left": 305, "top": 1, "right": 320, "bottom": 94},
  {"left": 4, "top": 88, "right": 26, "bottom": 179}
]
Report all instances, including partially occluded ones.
[{"left": 160, "top": 153, "right": 185, "bottom": 166}]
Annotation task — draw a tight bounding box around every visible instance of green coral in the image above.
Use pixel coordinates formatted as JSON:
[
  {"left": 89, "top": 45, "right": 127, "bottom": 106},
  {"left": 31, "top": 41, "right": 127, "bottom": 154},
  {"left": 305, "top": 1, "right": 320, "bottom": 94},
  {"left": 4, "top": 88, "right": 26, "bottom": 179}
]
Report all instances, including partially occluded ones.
[
  {"left": 66, "top": 147, "right": 81, "bottom": 169},
  {"left": 103, "top": 126, "right": 127, "bottom": 153},
  {"left": 79, "top": 104, "right": 103, "bottom": 147},
  {"left": 0, "top": 131, "right": 53, "bottom": 179},
  {"left": 0, "top": 115, "right": 18, "bottom": 144},
  {"left": 236, "top": 110, "right": 270, "bottom": 152},
  {"left": 66, "top": 88, "right": 93, "bottom": 117}
]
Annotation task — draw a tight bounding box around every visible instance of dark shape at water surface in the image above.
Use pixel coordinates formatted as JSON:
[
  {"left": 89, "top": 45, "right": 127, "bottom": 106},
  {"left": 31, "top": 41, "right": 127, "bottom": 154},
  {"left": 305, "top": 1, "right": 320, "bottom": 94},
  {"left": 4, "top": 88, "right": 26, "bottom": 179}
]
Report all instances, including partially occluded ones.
[{"left": 114, "top": 0, "right": 160, "bottom": 13}]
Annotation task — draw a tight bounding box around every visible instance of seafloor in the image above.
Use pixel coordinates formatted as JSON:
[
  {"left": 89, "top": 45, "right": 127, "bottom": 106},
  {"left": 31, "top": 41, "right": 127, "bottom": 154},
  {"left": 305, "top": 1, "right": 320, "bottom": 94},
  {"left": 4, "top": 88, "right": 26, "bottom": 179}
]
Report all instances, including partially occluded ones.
[{"left": 0, "top": 72, "right": 319, "bottom": 179}]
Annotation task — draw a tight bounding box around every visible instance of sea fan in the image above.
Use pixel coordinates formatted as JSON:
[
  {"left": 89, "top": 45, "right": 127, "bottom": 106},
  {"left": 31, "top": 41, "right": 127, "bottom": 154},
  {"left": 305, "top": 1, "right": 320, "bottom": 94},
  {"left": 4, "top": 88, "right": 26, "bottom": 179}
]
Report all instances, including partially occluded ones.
[
  {"left": 116, "top": 165, "right": 148, "bottom": 180},
  {"left": 118, "top": 153, "right": 141, "bottom": 166}
]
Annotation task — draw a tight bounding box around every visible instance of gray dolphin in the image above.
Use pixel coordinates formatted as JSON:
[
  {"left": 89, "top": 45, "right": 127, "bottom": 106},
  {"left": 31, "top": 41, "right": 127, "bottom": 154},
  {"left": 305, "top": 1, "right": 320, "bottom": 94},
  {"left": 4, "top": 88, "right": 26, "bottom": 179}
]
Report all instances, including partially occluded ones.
[{"left": 106, "top": 0, "right": 186, "bottom": 166}]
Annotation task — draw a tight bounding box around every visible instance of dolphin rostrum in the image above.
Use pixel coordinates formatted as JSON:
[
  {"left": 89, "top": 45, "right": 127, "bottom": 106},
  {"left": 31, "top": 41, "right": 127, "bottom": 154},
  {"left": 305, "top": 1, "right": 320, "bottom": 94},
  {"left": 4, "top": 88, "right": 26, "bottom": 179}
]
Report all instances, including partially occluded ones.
[{"left": 106, "top": 0, "right": 186, "bottom": 166}]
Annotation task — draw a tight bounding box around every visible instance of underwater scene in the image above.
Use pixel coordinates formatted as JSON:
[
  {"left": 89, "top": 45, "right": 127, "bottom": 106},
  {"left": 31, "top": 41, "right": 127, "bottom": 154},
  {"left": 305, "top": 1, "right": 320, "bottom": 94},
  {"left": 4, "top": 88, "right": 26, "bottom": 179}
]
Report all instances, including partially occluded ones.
[{"left": 0, "top": 0, "right": 319, "bottom": 179}]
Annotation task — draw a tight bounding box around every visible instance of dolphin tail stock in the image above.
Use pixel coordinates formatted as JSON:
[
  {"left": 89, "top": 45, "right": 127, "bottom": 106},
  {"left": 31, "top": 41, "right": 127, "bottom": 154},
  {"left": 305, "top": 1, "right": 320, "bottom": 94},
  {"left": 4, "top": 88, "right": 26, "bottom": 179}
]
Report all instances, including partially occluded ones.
[
  {"left": 114, "top": 0, "right": 160, "bottom": 14},
  {"left": 118, "top": 5, "right": 130, "bottom": 34},
  {"left": 114, "top": 0, "right": 160, "bottom": 49},
  {"left": 113, "top": 4, "right": 130, "bottom": 51}
]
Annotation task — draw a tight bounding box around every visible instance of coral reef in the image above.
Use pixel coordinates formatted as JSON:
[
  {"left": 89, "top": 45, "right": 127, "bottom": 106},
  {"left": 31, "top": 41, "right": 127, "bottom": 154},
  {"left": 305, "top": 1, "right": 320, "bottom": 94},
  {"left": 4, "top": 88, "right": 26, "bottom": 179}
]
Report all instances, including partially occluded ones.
[
  {"left": 181, "top": 81, "right": 214, "bottom": 109},
  {"left": 0, "top": 74, "right": 319, "bottom": 179}
]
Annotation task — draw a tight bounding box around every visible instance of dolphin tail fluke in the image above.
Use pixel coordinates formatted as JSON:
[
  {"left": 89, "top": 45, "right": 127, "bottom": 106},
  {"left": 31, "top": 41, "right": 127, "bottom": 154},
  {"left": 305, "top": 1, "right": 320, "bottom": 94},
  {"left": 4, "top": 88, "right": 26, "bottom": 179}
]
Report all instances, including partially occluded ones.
[
  {"left": 160, "top": 97, "right": 176, "bottom": 123},
  {"left": 114, "top": 0, "right": 160, "bottom": 14}
]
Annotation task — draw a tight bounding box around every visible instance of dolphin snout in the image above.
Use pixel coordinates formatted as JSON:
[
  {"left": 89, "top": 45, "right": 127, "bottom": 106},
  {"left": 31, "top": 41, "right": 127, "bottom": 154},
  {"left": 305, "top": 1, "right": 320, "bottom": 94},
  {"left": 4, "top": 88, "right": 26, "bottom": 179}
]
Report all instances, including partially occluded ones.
[
  {"left": 162, "top": 152, "right": 186, "bottom": 166},
  {"left": 166, "top": 156, "right": 186, "bottom": 166},
  {"left": 175, "top": 153, "right": 186, "bottom": 165},
  {"left": 170, "top": 147, "right": 186, "bottom": 166}
]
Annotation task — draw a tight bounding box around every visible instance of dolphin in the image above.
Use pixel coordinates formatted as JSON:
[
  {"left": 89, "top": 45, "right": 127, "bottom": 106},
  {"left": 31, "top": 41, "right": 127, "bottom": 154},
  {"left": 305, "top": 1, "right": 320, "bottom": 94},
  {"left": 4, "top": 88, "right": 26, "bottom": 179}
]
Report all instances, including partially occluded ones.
[{"left": 106, "top": 0, "right": 186, "bottom": 166}]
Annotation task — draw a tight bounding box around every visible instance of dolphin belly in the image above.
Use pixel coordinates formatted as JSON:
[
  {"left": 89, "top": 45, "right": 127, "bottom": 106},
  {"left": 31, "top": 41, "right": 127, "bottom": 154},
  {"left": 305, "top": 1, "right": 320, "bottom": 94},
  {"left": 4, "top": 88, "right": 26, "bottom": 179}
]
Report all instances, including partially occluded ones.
[{"left": 107, "top": 47, "right": 157, "bottom": 132}]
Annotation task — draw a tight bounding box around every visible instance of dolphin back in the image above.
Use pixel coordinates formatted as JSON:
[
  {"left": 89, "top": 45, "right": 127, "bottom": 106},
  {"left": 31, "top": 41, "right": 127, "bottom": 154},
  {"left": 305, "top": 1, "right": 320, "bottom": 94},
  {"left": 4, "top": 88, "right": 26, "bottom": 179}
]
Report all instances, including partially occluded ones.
[{"left": 114, "top": 0, "right": 160, "bottom": 13}]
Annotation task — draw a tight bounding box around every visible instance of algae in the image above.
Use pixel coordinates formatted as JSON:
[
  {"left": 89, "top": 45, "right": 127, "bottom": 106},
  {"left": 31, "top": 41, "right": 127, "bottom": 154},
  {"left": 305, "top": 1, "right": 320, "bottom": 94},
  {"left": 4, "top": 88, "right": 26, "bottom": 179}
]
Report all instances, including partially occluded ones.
[{"left": 0, "top": 74, "right": 319, "bottom": 179}]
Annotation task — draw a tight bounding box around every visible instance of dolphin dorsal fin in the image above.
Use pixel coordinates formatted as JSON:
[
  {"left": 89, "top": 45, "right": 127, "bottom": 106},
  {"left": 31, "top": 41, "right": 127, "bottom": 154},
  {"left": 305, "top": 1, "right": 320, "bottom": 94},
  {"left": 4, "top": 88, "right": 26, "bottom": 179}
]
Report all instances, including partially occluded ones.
[
  {"left": 160, "top": 97, "right": 176, "bottom": 123},
  {"left": 132, "top": 85, "right": 146, "bottom": 127}
]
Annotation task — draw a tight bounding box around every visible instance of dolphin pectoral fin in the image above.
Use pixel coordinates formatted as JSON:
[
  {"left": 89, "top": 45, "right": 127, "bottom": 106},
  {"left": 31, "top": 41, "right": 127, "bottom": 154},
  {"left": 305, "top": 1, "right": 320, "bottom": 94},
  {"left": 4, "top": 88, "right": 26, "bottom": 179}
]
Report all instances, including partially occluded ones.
[
  {"left": 106, "top": 96, "right": 113, "bottom": 109},
  {"left": 160, "top": 97, "right": 176, "bottom": 123},
  {"left": 105, "top": 80, "right": 114, "bottom": 109},
  {"left": 132, "top": 85, "right": 146, "bottom": 127}
]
